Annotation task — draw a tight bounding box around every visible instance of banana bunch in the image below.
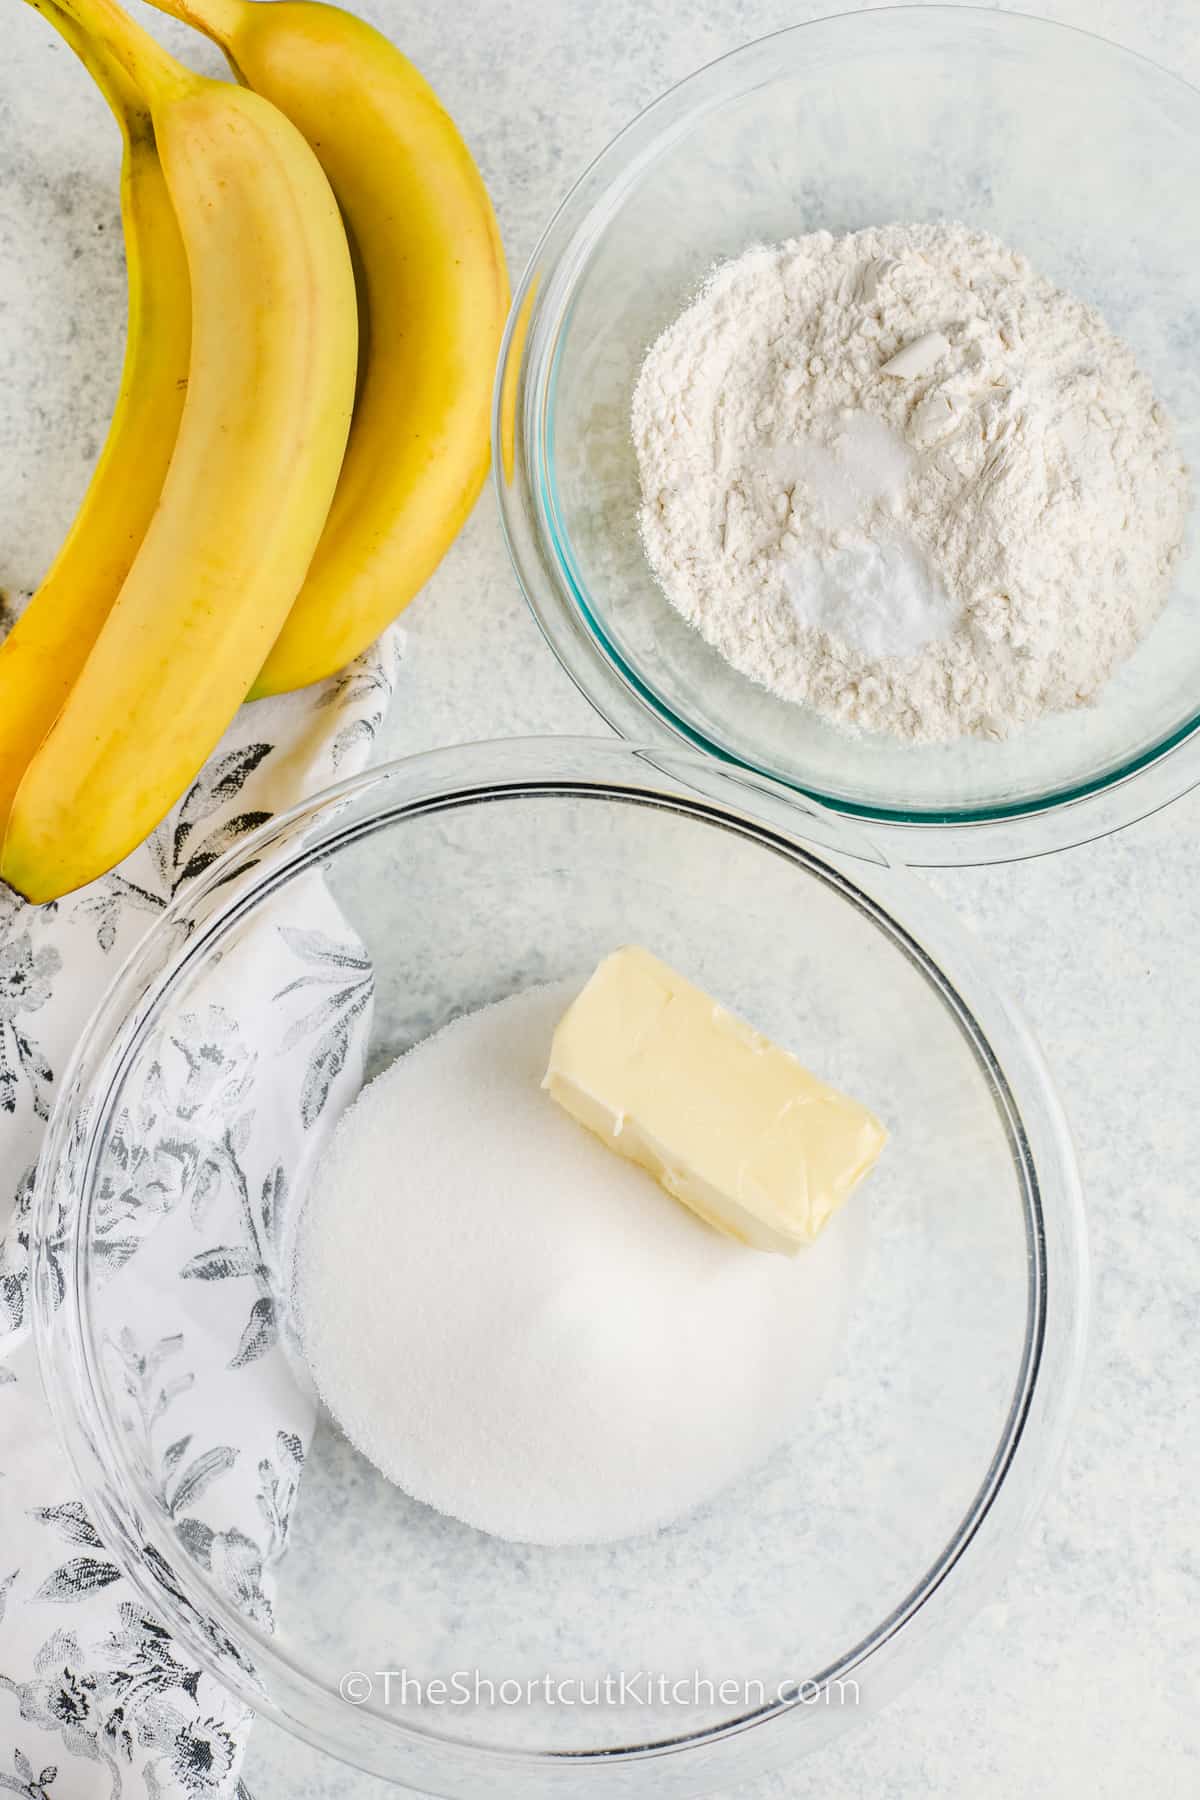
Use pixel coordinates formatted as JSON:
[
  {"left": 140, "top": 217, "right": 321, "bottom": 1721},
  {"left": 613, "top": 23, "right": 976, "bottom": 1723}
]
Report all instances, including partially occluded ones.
[
  {"left": 0, "top": 2, "right": 192, "bottom": 841},
  {"left": 3, "top": 0, "right": 509, "bottom": 902}
]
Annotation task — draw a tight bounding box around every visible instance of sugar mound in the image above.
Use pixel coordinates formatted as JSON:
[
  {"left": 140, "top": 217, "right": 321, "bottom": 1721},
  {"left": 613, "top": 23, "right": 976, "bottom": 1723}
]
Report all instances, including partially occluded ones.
[{"left": 293, "top": 982, "right": 865, "bottom": 1546}]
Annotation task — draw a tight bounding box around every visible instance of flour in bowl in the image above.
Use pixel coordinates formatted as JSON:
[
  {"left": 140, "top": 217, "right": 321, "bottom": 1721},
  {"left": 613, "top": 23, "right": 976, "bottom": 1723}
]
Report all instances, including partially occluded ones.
[{"left": 632, "top": 223, "right": 1190, "bottom": 742}]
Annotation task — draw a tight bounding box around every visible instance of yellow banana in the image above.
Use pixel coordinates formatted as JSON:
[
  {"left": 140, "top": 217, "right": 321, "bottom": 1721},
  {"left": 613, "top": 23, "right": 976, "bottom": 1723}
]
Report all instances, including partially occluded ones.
[
  {"left": 0, "top": 1, "right": 190, "bottom": 833},
  {"left": 3, "top": 0, "right": 357, "bottom": 904},
  {"left": 147, "top": 0, "right": 510, "bottom": 695}
]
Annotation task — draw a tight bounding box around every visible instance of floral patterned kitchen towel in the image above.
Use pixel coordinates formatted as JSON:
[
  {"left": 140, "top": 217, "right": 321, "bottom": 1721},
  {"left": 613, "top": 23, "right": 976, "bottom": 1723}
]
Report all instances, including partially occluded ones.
[{"left": 0, "top": 623, "right": 402, "bottom": 1799}]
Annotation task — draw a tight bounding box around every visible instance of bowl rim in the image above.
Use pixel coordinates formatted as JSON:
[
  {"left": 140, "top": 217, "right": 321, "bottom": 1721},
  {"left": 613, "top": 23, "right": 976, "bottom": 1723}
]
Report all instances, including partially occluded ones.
[
  {"left": 33, "top": 737, "right": 1090, "bottom": 1793},
  {"left": 492, "top": 3, "right": 1200, "bottom": 868}
]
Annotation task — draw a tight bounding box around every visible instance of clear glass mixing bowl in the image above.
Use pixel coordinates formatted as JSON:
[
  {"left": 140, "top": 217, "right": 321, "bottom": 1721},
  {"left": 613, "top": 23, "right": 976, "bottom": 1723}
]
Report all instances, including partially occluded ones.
[
  {"left": 34, "top": 740, "right": 1087, "bottom": 1795},
  {"left": 495, "top": 7, "right": 1200, "bottom": 865}
]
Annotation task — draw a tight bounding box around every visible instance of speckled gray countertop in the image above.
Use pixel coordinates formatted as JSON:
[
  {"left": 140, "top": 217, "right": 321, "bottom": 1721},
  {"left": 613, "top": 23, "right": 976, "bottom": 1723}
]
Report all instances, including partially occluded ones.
[{"left": 4, "top": 1, "right": 1200, "bottom": 1795}]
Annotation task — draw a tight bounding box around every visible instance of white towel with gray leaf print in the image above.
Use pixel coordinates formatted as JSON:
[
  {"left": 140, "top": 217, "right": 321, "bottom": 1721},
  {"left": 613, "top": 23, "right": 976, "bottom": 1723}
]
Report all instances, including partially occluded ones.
[{"left": 0, "top": 625, "right": 402, "bottom": 1800}]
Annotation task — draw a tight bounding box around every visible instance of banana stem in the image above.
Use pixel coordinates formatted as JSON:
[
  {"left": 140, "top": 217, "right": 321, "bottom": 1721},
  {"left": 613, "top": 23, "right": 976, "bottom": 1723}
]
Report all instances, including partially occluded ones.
[
  {"left": 142, "top": 0, "right": 245, "bottom": 54},
  {"left": 32, "top": 0, "right": 146, "bottom": 138},
  {"left": 24, "top": 0, "right": 197, "bottom": 106}
]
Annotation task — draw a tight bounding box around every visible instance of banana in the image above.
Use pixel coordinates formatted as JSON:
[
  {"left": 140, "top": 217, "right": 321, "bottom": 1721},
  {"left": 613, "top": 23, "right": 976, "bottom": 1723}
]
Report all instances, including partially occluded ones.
[
  {"left": 0, "top": 1, "right": 190, "bottom": 835},
  {"left": 4, "top": 0, "right": 358, "bottom": 904},
  {"left": 146, "top": 0, "right": 510, "bottom": 695}
]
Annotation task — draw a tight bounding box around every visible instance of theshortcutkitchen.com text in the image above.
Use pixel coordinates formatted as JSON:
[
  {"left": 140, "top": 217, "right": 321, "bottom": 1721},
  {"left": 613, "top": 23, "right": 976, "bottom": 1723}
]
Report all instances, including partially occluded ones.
[{"left": 338, "top": 1668, "right": 861, "bottom": 1710}]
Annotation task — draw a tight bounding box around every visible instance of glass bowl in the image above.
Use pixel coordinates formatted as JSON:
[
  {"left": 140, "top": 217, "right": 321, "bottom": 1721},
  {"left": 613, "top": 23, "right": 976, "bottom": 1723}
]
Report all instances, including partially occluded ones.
[
  {"left": 495, "top": 7, "right": 1200, "bottom": 865},
  {"left": 34, "top": 739, "right": 1087, "bottom": 1795}
]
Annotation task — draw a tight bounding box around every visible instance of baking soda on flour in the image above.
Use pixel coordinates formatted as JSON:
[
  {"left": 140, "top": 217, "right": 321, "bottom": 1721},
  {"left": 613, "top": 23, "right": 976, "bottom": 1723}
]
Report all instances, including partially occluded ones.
[{"left": 632, "top": 222, "right": 1190, "bottom": 742}]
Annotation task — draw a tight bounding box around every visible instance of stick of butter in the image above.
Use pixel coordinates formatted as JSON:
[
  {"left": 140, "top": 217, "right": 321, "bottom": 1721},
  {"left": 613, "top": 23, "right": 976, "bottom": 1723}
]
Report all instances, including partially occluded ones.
[{"left": 542, "top": 946, "right": 887, "bottom": 1256}]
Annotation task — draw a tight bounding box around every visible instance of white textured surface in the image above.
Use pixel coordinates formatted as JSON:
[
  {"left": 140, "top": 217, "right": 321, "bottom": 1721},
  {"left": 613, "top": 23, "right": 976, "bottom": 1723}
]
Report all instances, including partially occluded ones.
[{"left": 2, "top": 1, "right": 1198, "bottom": 1796}]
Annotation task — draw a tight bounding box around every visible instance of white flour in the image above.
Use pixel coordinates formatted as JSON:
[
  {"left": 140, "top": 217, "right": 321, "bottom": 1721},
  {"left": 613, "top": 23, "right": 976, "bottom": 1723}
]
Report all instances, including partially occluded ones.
[{"left": 632, "top": 223, "right": 1190, "bottom": 742}]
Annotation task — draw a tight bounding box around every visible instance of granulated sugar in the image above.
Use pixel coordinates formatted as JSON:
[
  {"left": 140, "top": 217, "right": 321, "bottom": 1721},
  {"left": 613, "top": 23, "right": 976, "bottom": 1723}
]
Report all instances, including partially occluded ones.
[
  {"left": 293, "top": 982, "right": 864, "bottom": 1546},
  {"left": 632, "top": 222, "right": 1190, "bottom": 741}
]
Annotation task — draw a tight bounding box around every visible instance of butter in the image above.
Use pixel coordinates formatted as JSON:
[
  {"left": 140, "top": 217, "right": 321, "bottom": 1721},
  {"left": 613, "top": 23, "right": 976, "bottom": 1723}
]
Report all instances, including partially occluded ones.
[{"left": 542, "top": 946, "right": 887, "bottom": 1256}]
